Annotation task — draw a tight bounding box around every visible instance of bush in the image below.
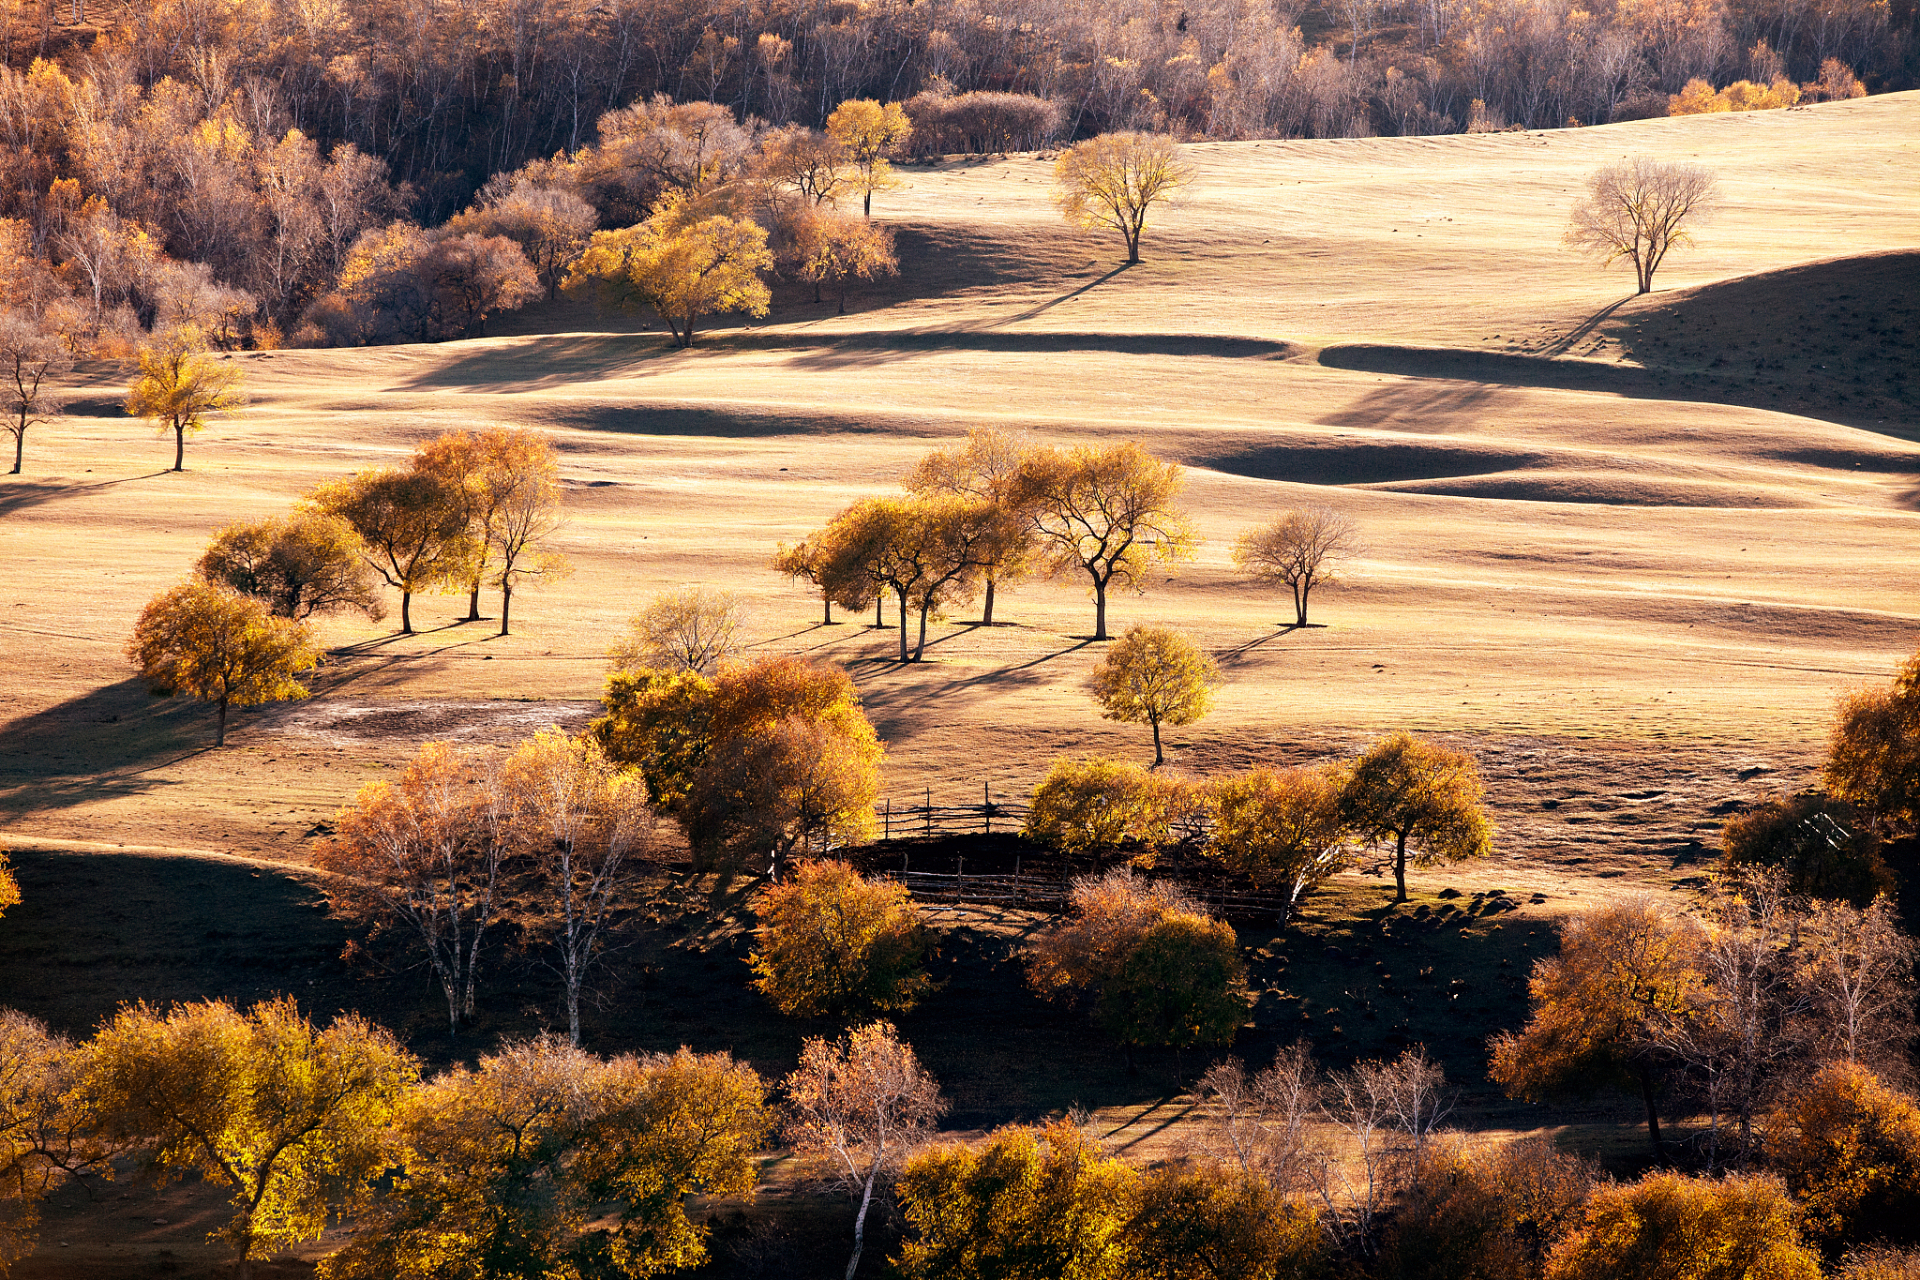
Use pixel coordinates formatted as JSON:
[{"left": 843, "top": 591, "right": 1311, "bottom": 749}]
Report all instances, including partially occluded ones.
[
  {"left": 900, "top": 90, "right": 1065, "bottom": 157},
  {"left": 1203, "top": 765, "right": 1351, "bottom": 915},
  {"left": 1128, "top": 1159, "right": 1323, "bottom": 1280},
  {"left": 749, "top": 861, "right": 933, "bottom": 1020},
  {"left": 1375, "top": 1137, "right": 1595, "bottom": 1280},
  {"left": 1543, "top": 1171, "right": 1821, "bottom": 1280},
  {"left": 1765, "top": 1062, "right": 1920, "bottom": 1251},
  {"left": 1826, "top": 650, "right": 1920, "bottom": 837},
  {"left": 1720, "top": 790, "right": 1891, "bottom": 904},
  {"left": 1025, "top": 756, "right": 1197, "bottom": 857}
]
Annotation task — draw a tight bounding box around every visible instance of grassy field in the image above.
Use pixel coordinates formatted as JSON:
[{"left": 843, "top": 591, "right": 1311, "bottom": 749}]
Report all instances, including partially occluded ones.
[{"left": 1, "top": 90, "right": 1917, "bottom": 1276}]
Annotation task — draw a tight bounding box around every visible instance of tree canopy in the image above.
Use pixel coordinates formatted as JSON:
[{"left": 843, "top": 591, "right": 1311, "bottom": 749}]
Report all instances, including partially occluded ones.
[
  {"left": 1087, "top": 624, "right": 1221, "bottom": 765},
  {"left": 750, "top": 860, "right": 933, "bottom": 1021},
  {"left": 565, "top": 197, "right": 772, "bottom": 347},
  {"left": 1052, "top": 133, "right": 1194, "bottom": 264},
  {"left": 1340, "top": 733, "right": 1495, "bottom": 902},
  {"left": 125, "top": 325, "right": 245, "bottom": 472},
  {"left": 127, "top": 580, "right": 322, "bottom": 746}
]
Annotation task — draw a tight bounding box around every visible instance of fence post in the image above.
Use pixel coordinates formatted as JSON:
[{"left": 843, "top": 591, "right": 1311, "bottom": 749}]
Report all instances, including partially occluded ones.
[
  {"left": 1014, "top": 855, "right": 1021, "bottom": 906},
  {"left": 884, "top": 798, "right": 890, "bottom": 842},
  {"left": 925, "top": 786, "right": 932, "bottom": 838},
  {"left": 984, "top": 780, "right": 991, "bottom": 835}
]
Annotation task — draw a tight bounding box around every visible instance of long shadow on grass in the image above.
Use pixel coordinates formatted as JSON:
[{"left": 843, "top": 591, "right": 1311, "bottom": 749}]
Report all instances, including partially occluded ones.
[{"left": 0, "top": 678, "right": 214, "bottom": 816}]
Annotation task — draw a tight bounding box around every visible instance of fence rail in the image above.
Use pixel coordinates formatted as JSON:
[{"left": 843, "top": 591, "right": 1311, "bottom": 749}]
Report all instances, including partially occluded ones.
[
  {"left": 876, "top": 784, "right": 1030, "bottom": 840},
  {"left": 875, "top": 867, "right": 1300, "bottom": 919}
]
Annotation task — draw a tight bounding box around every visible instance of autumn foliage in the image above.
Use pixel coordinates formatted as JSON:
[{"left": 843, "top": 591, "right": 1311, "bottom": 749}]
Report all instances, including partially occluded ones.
[
  {"left": 127, "top": 580, "right": 322, "bottom": 746},
  {"left": 750, "top": 860, "right": 933, "bottom": 1020}
]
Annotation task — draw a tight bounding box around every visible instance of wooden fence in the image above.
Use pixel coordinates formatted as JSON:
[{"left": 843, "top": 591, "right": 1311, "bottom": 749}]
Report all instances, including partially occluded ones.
[{"left": 876, "top": 783, "right": 1030, "bottom": 841}]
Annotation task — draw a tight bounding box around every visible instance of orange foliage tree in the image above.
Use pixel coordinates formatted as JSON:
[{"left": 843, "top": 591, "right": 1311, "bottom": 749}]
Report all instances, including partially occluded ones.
[{"left": 749, "top": 860, "right": 933, "bottom": 1020}]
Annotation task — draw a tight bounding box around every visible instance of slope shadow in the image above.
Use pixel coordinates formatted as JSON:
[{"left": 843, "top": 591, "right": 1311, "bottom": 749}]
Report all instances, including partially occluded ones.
[
  {"left": 0, "top": 678, "right": 211, "bottom": 817},
  {"left": 1196, "top": 437, "right": 1549, "bottom": 486}
]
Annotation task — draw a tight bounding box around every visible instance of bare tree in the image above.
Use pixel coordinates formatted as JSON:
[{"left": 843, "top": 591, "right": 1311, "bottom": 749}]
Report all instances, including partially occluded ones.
[
  {"left": 1796, "top": 896, "right": 1918, "bottom": 1083},
  {"left": 1232, "top": 507, "right": 1361, "bottom": 627},
  {"left": 610, "top": 587, "right": 746, "bottom": 674},
  {"left": 1198, "top": 1042, "right": 1317, "bottom": 1188},
  {"left": 783, "top": 1021, "right": 947, "bottom": 1280},
  {"left": 1315, "top": 1047, "right": 1453, "bottom": 1251},
  {"left": 0, "top": 311, "right": 70, "bottom": 475},
  {"left": 1566, "top": 158, "right": 1718, "bottom": 294}
]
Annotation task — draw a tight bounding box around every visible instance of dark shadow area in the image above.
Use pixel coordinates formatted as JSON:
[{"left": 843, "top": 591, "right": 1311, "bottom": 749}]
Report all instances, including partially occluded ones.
[
  {"left": 1536, "top": 297, "right": 1630, "bottom": 358},
  {"left": 1196, "top": 438, "right": 1547, "bottom": 486},
  {"left": 0, "top": 679, "right": 209, "bottom": 818}
]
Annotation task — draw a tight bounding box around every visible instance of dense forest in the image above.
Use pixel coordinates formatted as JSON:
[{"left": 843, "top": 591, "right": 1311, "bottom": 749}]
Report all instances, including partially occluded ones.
[{"left": 0, "top": 0, "right": 1910, "bottom": 352}]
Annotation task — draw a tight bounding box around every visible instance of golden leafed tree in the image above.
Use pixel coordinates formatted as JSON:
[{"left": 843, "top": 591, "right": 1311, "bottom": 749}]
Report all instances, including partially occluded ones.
[
  {"left": 610, "top": 586, "right": 746, "bottom": 674},
  {"left": 784, "top": 1021, "right": 946, "bottom": 1280},
  {"left": 772, "top": 527, "right": 878, "bottom": 626},
  {"left": 315, "top": 741, "right": 511, "bottom": 1034},
  {"left": 323, "top": 1038, "right": 767, "bottom": 1280},
  {"left": 1232, "top": 507, "right": 1361, "bottom": 628},
  {"left": 750, "top": 860, "right": 933, "bottom": 1020},
  {"left": 195, "top": 511, "right": 384, "bottom": 622},
  {"left": 754, "top": 125, "right": 850, "bottom": 206},
  {"left": 502, "top": 730, "right": 653, "bottom": 1046},
  {"left": 1565, "top": 158, "right": 1718, "bottom": 294},
  {"left": 127, "top": 581, "right": 321, "bottom": 746},
  {"left": 1765, "top": 1062, "right": 1920, "bottom": 1251},
  {"left": 88, "top": 998, "right": 417, "bottom": 1280},
  {"left": 0, "top": 844, "right": 16, "bottom": 920},
  {"left": 1543, "top": 1171, "right": 1820, "bottom": 1280},
  {"left": 307, "top": 468, "right": 475, "bottom": 634},
  {"left": 1826, "top": 649, "right": 1920, "bottom": 837},
  {"left": 1014, "top": 440, "right": 1195, "bottom": 640},
  {"left": 0, "top": 1009, "right": 108, "bottom": 1272},
  {"left": 1052, "top": 132, "right": 1194, "bottom": 264},
  {"left": 1129, "top": 1160, "right": 1325, "bottom": 1280},
  {"left": 904, "top": 426, "right": 1036, "bottom": 625},
  {"left": 1088, "top": 623, "right": 1221, "bottom": 765},
  {"left": 825, "top": 99, "right": 912, "bottom": 216},
  {"left": 564, "top": 195, "right": 772, "bottom": 347},
  {"left": 1025, "top": 756, "right": 1199, "bottom": 857},
  {"left": 413, "top": 427, "right": 568, "bottom": 631},
  {"left": 125, "top": 324, "right": 245, "bottom": 472},
  {"left": 0, "top": 310, "right": 70, "bottom": 475},
  {"left": 896, "top": 1121, "right": 1140, "bottom": 1280},
  {"left": 1339, "top": 733, "right": 1495, "bottom": 902},
  {"left": 1205, "top": 765, "right": 1352, "bottom": 917},
  {"left": 1489, "top": 898, "right": 1705, "bottom": 1161},
  {"left": 790, "top": 205, "right": 899, "bottom": 312}
]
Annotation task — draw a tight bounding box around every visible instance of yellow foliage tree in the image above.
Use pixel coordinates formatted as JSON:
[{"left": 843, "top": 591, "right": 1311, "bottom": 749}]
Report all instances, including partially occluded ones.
[
  {"left": 322, "top": 1038, "right": 768, "bottom": 1280},
  {"left": 904, "top": 426, "right": 1037, "bottom": 625},
  {"left": 0, "top": 845, "right": 16, "bottom": 921},
  {"left": 1765, "top": 1062, "right": 1920, "bottom": 1251},
  {"left": 564, "top": 196, "right": 772, "bottom": 347},
  {"left": 125, "top": 324, "right": 245, "bottom": 471},
  {"left": 1025, "top": 756, "right": 1197, "bottom": 857},
  {"left": 1205, "top": 765, "right": 1352, "bottom": 917},
  {"left": 1129, "top": 1160, "right": 1325, "bottom": 1280},
  {"left": 412, "top": 427, "right": 569, "bottom": 633},
  {"left": 1231, "top": 506, "right": 1362, "bottom": 627},
  {"left": 750, "top": 859, "right": 933, "bottom": 1020},
  {"left": 1669, "top": 76, "right": 1803, "bottom": 113},
  {"left": 306, "top": 467, "right": 476, "bottom": 634},
  {"left": 1543, "top": 1171, "right": 1821, "bottom": 1280},
  {"left": 127, "top": 580, "right": 321, "bottom": 746},
  {"left": 896, "top": 1121, "right": 1141, "bottom": 1280},
  {"left": 87, "top": 997, "right": 417, "bottom": 1280},
  {"left": 1339, "top": 732, "right": 1494, "bottom": 902},
  {"left": 0, "top": 1009, "right": 106, "bottom": 1273},
  {"left": 826, "top": 99, "right": 912, "bottom": 216},
  {"left": 790, "top": 204, "right": 899, "bottom": 312},
  {"left": 1052, "top": 132, "right": 1194, "bottom": 264},
  {"left": 1825, "top": 649, "right": 1920, "bottom": 836},
  {"left": 1088, "top": 623, "right": 1221, "bottom": 765},
  {"left": 195, "top": 511, "right": 384, "bottom": 622}
]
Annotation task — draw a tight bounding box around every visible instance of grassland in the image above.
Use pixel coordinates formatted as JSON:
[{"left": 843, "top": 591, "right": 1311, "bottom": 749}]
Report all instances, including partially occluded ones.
[{"left": 0, "top": 90, "right": 1916, "bottom": 1276}]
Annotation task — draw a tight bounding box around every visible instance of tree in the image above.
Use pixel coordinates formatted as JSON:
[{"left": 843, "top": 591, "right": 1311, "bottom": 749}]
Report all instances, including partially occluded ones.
[
  {"left": 414, "top": 428, "right": 569, "bottom": 630},
  {"left": 0, "top": 1010, "right": 106, "bottom": 1273},
  {"left": 1765, "top": 1062, "right": 1920, "bottom": 1251},
  {"left": 610, "top": 587, "right": 746, "bottom": 673},
  {"left": 810, "top": 495, "right": 1007, "bottom": 661},
  {"left": 418, "top": 232, "right": 540, "bottom": 338},
  {"left": 1205, "top": 765, "right": 1353, "bottom": 918},
  {"left": 772, "top": 530, "right": 875, "bottom": 625},
  {"left": 895, "top": 1121, "right": 1140, "bottom": 1280},
  {"left": 1052, "top": 133, "right": 1194, "bottom": 265},
  {"left": 904, "top": 426, "right": 1036, "bottom": 625},
  {"left": 784, "top": 1021, "right": 946, "bottom": 1280},
  {"left": 448, "top": 181, "right": 599, "bottom": 301},
  {"left": 750, "top": 860, "right": 933, "bottom": 1020},
  {"left": 1826, "top": 649, "right": 1920, "bottom": 837},
  {"left": 825, "top": 99, "right": 912, "bottom": 217},
  {"left": 88, "top": 997, "right": 416, "bottom": 1280},
  {"left": 1014, "top": 441, "right": 1196, "bottom": 640},
  {"left": 1025, "top": 757, "right": 1197, "bottom": 858},
  {"left": 127, "top": 581, "right": 321, "bottom": 746},
  {"left": 195, "top": 512, "right": 385, "bottom": 622},
  {"left": 790, "top": 205, "right": 900, "bottom": 312},
  {"left": 1565, "top": 158, "right": 1718, "bottom": 295},
  {"left": 1232, "top": 507, "right": 1361, "bottom": 627},
  {"left": 0, "top": 310, "right": 69, "bottom": 475},
  {"left": 564, "top": 197, "right": 772, "bottom": 348},
  {"left": 308, "top": 468, "right": 475, "bottom": 634},
  {"left": 125, "top": 325, "right": 245, "bottom": 472},
  {"left": 1794, "top": 896, "right": 1918, "bottom": 1078},
  {"left": 1088, "top": 624, "right": 1221, "bottom": 766},
  {"left": 1128, "top": 1160, "right": 1324, "bottom": 1280},
  {"left": 1340, "top": 733, "right": 1495, "bottom": 902},
  {"left": 1490, "top": 898, "right": 1705, "bottom": 1161},
  {"left": 503, "top": 731, "right": 652, "bottom": 1046},
  {"left": 755, "top": 125, "right": 850, "bottom": 206},
  {"left": 1720, "top": 791, "right": 1892, "bottom": 905},
  {"left": 1543, "top": 1171, "right": 1821, "bottom": 1280},
  {"left": 1316, "top": 1048, "right": 1456, "bottom": 1246},
  {"left": 323, "top": 1038, "right": 768, "bottom": 1280},
  {"left": 1374, "top": 1136, "right": 1596, "bottom": 1280},
  {"left": 1838, "top": 1246, "right": 1920, "bottom": 1280},
  {"left": 315, "top": 742, "right": 510, "bottom": 1034},
  {"left": 1198, "top": 1045, "right": 1319, "bottom": 1187}
]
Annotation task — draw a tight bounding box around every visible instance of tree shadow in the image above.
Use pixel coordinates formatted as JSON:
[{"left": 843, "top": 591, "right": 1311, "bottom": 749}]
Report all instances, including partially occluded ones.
[
  {"left": 0, "top": 678, "right": 214, "bottom": 818},
  {"left": 1003, "top": 263, "right": 1132, "bottom": 323},
  {"left": 0, "top": 470, "right": 172, "bottom": 519}
]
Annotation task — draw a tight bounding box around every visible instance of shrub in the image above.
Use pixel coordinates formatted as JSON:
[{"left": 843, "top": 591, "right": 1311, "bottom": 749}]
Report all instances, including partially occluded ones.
[
  {"left": 1026, "top": 756, "right": 1195, "bottom": 857},
  {"left": 1720, "top": 790, "right": 1891, "bottom": 904},
  {"left": 1543, "top": 1171, "right": 1821, "bottom": 1280},
  {"left": 1128, "top": 1159, "right": 1322, "bottom": 1280},
  {"left": 1375, "top": 1137, "right": 1595, "bottom": 1280},
  {"left": 1826, "top": 650, "right": 1920, "bottom": 837},
  {"left": 1765, "top": 1062, "right": 1920, "bottom": 1251},
  {"left": 750, "top": 861, "right": 933, "bottom": 1020},
  {"left": 900, "top": 90, "right": 1065, "bottom": 157}
]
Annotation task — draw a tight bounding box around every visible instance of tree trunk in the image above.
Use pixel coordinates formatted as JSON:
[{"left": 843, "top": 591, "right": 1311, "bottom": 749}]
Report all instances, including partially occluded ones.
[
  {"left": 173, "top": 423, "right": 185, "bottom": 471},
  {"left": 915, "top": 601, "right": 930, "bottom": 660},
  {"left": 813, "top": 280, "right": 822, "bottom": 304},
  {"left": 216, "top": 697, "right": 229, "bottom": 747},
  {"left": 498, "top": 583, "right": 513, "bottom": 636},
  {"left": 1093, "top": 579, "right": 1108, "bottom": 640},
  {"left": 846, "top": 1165, "right": 880, "bottom": 1280},
  {"left": 982, "top": 577, "right": 996, "bottom": 625},
  {"left": 400, "top": 591, "right": 413, "bottom": 634},
  {"left": 9, "top": 428, "right": 20, "bottom": 474},
  {"left": 1639, "top": 1063, "right": 1665, "bottom": 1161},
  {"left": 896, "top": 590, "right": 909, "bottom": 662},
  {"left": 863, "top": 189, "right": 872, "bottom": 217},
  {"left": 1393, "top": 831, "right": 1408, "bottom": 902},
  {"left": 874, "top": 594, "right": 884, "bottom": 627},
  {"left": 821, "top": 593, "right": 833, "bottom": 624},
  {"left": 1151, "top": 716, "right": 1163, "bottom": 766},
  {"left": 838, "top": 281, "right": 848, "bottom": 315},
  {"left": 465, "top": 581, "right": 482, "bottom": 622},
  {"left": 1295, "top": 581, "right": 1309, "bottom": 626}
]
